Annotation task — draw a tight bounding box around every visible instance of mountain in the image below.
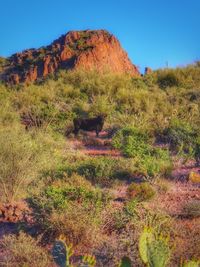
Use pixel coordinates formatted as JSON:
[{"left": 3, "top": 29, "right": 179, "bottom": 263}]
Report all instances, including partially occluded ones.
[{"left": 0, "top": 30, "right": 140, "bottom": 84}]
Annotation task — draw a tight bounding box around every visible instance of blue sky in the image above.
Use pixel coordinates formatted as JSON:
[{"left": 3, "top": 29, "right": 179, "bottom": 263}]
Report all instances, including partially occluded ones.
[{"left": 0, "top": 0, "right": 199, "bottom": 71}]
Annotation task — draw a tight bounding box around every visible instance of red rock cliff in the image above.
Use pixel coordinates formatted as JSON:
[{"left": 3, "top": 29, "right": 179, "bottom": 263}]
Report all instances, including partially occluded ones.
[{"left": 0, "top": 30, "right": 140, "bottom": 84}]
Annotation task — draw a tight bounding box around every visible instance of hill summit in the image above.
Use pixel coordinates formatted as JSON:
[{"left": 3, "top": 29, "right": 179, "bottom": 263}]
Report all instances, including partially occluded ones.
[{"left": 0, "top": 30, "right": 140, "bottom": 84}]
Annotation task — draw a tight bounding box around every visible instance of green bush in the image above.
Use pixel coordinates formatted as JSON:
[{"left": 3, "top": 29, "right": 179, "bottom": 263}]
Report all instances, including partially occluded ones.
[
  {"left": 112, "top": 127, "right": 172, "bottom": 178},
  {"left": 136, "top": 148, "right": 172, "bottom": 178},
  {"left": 127, "top": 182, "right": 156, "bottom": 201},
  {"left": 41, "top": 183, "right": 109, "bottom": 211},
  {"left": 77, "top": 157, "right": 115, "bottom": 185},
  {"left": 29, "top": 173, "right": 110, "bottom": 212},
  {"left": 76, "top": 157, "right": 135, "bottom": 186},
  {"left": 162, "top": 119, "right": 197, "bottom": 156},
  {"left": 112, "top": 126, "right": 150, "bottom": 156},
  {"left": 29, "top": 177, "right": 110, "bottom": 245}
]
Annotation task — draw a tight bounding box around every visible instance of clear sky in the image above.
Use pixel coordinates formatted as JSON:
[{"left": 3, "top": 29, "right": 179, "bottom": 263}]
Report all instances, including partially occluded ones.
[{"left": 0, "top": 0, "right": 199, "bottom": 71}]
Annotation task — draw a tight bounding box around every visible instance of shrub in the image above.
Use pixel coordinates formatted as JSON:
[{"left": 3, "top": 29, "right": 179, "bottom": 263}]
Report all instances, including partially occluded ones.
[
  {"left": 0, "top": 127, "right": 45, "bottom": 203},
  {"left": 102, "top": 207, "right": 132, "bottom": 234},
  {"left": 0, "top": 100, "right": 19, "bottom": 127},
  {"left": 77, "top": 157, "right": 116, "bottom": 186},
  {"left": 76, "top": 157, "right": 135, "bottom": 186},
  {"left": 162, "top": 119, "right": 196, "bottom": 155},
  {"left": 47, "top": 204, "right": 99, "bottom": 247},
  {"left": 157, "top": 69, "right": 180, "bottom": 89},
  {"left": 124, "top": 198, "right": 140, "bottom": 217},
  {"left": 112, "top": 126, "right": 150, "bottom": 157},
  {"left": 43, "top": 183, "right": 109, "bottom": 211},
  {"left": 182, "top": 200, "right": 200, "bottom": 218},
  {"left": 136, "top": 148, "right": 172, "bottom": 178},
  {"left": 0, "top": 232, "right": 52, "bottom": 267},
  {"left": 29, "top": 175, "right": 109, "bottom": 213},
  {"left": 154, "top": 178, "right": 171, "bottom": 194},
  {"left": 29, "top": 178, "right": 109, "bottom": 246},
  {"left": 112, "top": 127, "right": 172, "bottom": 178},
  {"left": 172, "top": 219, "right": 200, "bottom": 265},
  {"left": 127, "top": 182, "right": 156, "bottom": 201}
]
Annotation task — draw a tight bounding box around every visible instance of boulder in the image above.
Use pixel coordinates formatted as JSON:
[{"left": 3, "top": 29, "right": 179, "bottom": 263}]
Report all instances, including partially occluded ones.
[
  {"left": 188, "top": 171, "right": 200, "bottom": 183},
  {"left": 144, "top": 67, "right": 152, "bottom": 75}
]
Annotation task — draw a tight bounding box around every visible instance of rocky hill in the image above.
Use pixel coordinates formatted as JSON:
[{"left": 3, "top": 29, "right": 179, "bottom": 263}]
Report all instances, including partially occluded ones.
[{"left": 0, "top": 30, "right": 140, "bottom": 84}]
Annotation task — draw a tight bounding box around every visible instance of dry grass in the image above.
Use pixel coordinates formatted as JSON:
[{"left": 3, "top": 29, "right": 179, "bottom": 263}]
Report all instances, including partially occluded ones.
[{"left": 0, "top": 232, "right": 52, "bottom": 267}]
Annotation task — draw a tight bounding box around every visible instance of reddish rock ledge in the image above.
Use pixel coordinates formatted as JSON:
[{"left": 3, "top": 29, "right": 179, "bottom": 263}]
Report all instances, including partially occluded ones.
[{"left": 0, "top": 30, "right": 140, "bottom": 84}]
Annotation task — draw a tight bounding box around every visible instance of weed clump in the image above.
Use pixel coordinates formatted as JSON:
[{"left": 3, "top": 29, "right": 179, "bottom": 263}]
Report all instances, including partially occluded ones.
[{"left": 127, "top": 182, "right": 156, "bottom": 201}]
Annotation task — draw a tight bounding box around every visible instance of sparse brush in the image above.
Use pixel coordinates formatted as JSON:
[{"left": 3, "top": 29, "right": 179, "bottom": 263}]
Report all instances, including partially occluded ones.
[
  {"left": 0, "top": 128, "right": 45, "bottom": 203},
  {"left": 182, "top": 200, "right": 200, "bottom": 218},
  {"left": 0, "top": 232, "right": 52, "bottom": 267},
  {"left": 127, "top": 182, "right": 156, "bottom": 202},
  {"left": 154, "top": 178, "right": 171, "bottom": 194}
]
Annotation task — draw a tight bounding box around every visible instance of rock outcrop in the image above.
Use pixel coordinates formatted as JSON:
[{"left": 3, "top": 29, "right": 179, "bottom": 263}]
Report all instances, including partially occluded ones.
[
  {"left": 0, "top": 30, "right": 140, "bottom": 84},
  {"left": 0, "top": 202, "right": 29, "bottom": 222},
  {"left": 144, "top": 67, "right": 152, "bottom": 75}
]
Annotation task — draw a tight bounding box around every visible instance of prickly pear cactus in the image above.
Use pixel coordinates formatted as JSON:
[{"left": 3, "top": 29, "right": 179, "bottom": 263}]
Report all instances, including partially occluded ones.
[
  {"left": 139, "top": 227, "right": 170, "bottom": 267},
  {"left": 182, "top": 259, "right": 200, "bottom": 267},
  {"left": 147, "top": 238, "right": 170, "bottom": 267},
  {"left": 52, "top": 235, "right": 73, "bottom": 267},
  {"left": 52, "top": 240, "right": 67, "bottom": 267},
  {"left": 139, "top": 227, "right": 154, "bottom": 264},
  {"left": 81, "top": 254, "right": 96, "bottom": 267},
  {"left": 118, "top": 256, "right": 132, "bottom": 267}
]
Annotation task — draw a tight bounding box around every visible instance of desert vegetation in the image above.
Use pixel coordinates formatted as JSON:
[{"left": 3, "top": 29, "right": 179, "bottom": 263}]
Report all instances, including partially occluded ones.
[{"left": 0, "top": 62, "right": 200, "bottom": 266}]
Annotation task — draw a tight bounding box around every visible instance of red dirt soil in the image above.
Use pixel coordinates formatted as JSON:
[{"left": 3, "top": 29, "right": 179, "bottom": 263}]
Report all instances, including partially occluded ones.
[{"left": 69, "top": 130, "right": 122, "bottom": 157}]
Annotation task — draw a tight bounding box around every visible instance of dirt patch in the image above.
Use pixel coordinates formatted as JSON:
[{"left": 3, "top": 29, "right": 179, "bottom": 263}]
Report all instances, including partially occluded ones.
[
  {"left": 148, "top": 181, "right": 200, "bottom": 216},
  {"left": 69, "top": 130, "right": 122, "bottom": 157}
]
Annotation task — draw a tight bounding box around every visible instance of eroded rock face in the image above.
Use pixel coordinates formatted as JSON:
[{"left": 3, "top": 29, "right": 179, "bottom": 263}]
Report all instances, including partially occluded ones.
[{"left": 0, "top": 30, "right": 140, "bottom": 84}]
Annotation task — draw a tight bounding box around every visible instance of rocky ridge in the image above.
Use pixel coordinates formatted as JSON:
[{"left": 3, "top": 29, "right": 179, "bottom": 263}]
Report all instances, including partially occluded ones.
[{"left": 0, "top": 30, "right": 140, "bottom": 84}]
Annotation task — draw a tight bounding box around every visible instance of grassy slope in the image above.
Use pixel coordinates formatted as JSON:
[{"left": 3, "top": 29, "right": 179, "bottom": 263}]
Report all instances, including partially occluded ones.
[{"left": 0, "top": 63, "right": 200, "bottom": 266}]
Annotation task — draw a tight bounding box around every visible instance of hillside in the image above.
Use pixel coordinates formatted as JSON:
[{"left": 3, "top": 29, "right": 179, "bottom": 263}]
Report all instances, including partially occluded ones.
[
  {"left": 0, "top": 62, "right": 200, "bottom": 266},
  {"left": 0, "top": 30, "right": 139, "bottom": 84}
]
